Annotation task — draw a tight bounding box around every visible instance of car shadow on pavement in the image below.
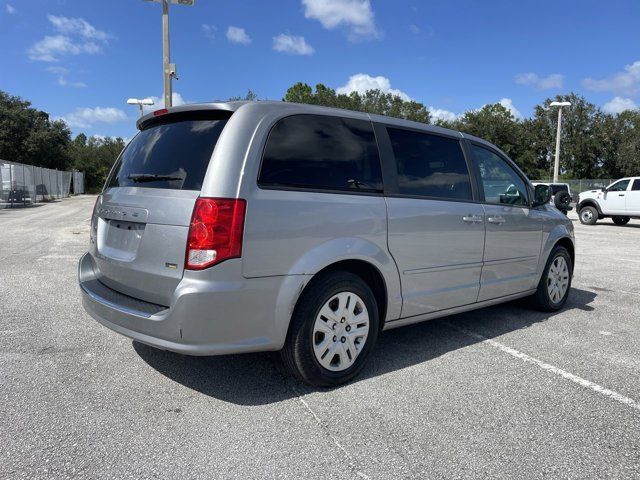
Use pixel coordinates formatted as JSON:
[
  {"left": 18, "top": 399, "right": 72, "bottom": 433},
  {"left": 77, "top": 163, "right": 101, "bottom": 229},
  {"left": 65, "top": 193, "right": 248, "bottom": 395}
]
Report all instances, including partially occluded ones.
[{"left": 133, "top": 287, "right": 596, "bottom": 406}]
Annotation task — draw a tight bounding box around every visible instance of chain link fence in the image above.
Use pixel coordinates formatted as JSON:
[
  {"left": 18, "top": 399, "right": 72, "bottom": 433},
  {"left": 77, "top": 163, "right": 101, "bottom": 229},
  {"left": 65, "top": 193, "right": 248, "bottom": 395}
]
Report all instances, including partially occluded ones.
[{"left": 0, "top": 160, "right": 85, "bottom": 209}]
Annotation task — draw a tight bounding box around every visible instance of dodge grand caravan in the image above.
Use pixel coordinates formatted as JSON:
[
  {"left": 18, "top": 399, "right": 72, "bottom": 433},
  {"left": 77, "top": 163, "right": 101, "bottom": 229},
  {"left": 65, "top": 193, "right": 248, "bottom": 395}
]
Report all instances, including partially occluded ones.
[{"left": 79, "top": 101, "right": 575, "bottom": 387}]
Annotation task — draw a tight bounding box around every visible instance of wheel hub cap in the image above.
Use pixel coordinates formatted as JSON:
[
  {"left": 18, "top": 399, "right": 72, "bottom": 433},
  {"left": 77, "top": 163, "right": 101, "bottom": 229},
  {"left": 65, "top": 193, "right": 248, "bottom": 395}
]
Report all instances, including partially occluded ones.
[
  {"left": 312, "top": 292, "right": 370, "bottom": 372},
  {"left": 547, "top": 256, "right": 569, "bottom": 303}
]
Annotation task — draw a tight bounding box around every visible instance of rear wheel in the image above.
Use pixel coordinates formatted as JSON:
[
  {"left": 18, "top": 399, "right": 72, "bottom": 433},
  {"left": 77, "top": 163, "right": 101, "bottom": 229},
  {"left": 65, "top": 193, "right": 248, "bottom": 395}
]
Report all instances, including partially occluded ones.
[
  {"left": 281, "top": 271, "right": 379, "bottom": 387},
  {"left": 530, "top": 245, "right": 572, "bottom": 311},
  {"left": 612, "top": 216, "right": 630, "bottom": 225},
  {"left": 579, "top": 206, "right": 598, "bottom": 225}
]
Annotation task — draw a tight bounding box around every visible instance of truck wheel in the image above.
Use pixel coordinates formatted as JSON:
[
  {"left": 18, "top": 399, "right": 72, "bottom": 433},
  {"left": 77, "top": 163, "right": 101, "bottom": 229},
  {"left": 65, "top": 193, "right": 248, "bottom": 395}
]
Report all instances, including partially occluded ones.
[
  {"left": 579, "top": 206, "right": 598, "bottom": 225},
  {"left": 530, "top": 245, "right": 572, "bottom": 312},
  {"left": 612, "top": 216, "right": 630, "bottom": 225},
  {"left": 281, "top": 271, "right": 379, "bottom": 387}
]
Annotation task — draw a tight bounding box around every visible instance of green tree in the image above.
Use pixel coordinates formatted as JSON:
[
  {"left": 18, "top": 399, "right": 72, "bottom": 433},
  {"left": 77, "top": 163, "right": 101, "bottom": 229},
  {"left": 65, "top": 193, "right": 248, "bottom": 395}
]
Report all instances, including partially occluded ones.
[
  {"left": 69, "top": 134, "right": 126, "bottom": 192},
  {"left": 283, "top": 82, "right": 431, "bottom": 124},
  {"left": 611, "top": 109, "right": 640, "bottom": 176},
  {"left": 0, "top": 90, "right": 72, "bottom": 169},
  {"left": 528, "top": 93, "right": 607, "bottom": 179}
]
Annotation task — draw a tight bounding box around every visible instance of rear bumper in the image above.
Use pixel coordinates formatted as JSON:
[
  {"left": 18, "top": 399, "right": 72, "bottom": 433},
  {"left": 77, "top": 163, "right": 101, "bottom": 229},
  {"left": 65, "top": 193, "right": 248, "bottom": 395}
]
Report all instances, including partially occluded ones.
[{"left": 78, "top": 253, "right": 310, "bottom": 356}]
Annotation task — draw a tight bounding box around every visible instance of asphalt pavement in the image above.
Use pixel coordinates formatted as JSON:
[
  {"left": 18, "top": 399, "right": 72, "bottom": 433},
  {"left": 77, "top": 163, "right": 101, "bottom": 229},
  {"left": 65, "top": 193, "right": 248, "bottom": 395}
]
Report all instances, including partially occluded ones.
[{"left": 1, "top": 195, "right": 639, "bottom": 479}]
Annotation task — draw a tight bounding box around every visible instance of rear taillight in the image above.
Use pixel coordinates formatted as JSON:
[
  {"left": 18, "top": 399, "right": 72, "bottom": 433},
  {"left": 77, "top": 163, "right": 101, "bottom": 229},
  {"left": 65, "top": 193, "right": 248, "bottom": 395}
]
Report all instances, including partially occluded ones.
[{"left": 185, "top": 198, "right": 247, "bottom": 270}]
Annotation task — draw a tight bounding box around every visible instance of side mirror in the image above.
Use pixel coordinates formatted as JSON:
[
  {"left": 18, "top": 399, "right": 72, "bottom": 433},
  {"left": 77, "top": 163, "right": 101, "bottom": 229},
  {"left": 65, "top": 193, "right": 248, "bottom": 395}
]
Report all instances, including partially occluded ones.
[
  {"left": 532, "top": 184, "right": 551, "bottom": 207},
  {"left": 601, "top": 186, "right": 607, "bottom": 192}
]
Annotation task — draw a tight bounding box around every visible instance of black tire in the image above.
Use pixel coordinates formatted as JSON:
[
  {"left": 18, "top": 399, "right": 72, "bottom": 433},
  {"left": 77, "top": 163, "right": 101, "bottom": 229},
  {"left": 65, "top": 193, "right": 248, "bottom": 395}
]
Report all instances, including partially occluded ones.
[
  {"left": 612, "top": 216, "right": 630, "bottom": 225},
  {"left": 280, "top": 271, "right": 379, "bottom": 387},
  {"left": 530, "top": 245, "right": 572, "bottom": 312},
  {"left": 579, "top": 206, "right": 598, "bottom": 225},
  {"left": 554, "top": 191, "right": 572, "bottom": 211}
]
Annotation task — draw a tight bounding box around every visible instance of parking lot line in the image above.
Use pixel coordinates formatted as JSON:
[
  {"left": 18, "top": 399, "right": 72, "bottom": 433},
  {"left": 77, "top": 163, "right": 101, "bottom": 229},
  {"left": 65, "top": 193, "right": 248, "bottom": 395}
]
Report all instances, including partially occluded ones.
[
  {"left": 442, "top": 320, "right": 640, "bottom": 412},
  {"left": 291, "top": 384, "right": 371, "bottom": 480}
]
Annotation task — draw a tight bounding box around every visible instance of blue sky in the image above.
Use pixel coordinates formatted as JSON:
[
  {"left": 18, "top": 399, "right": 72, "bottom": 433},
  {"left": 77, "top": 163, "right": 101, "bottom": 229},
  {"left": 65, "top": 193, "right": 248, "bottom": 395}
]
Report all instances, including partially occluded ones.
[{"left": 1, "top": 0, "right": 639, "bottom": 139}]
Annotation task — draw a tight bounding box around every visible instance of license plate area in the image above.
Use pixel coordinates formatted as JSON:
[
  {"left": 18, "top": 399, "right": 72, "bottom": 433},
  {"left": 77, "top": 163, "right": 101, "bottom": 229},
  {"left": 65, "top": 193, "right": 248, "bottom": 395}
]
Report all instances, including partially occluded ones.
[{"left": 97, "top": 219, "right": 146, "bottom": 262}]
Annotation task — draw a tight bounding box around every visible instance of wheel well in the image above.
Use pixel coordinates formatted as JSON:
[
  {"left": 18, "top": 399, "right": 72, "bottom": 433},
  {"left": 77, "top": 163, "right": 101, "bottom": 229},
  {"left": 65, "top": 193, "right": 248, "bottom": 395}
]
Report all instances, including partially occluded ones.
[
  {"left": 578, "top": 200, "right": 601, "bottom": 215},
  {"left": 555, "top": 237, "right": 575, "bottom": 269},
  {"left": 312, "top": 260, "right": 388, "bottom": 330}
]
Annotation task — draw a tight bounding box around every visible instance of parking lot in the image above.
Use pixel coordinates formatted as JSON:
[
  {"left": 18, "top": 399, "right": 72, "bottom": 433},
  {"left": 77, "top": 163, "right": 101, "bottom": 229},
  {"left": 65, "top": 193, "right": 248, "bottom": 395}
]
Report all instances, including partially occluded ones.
[{"left": 1, "top": 195, "right": 639, "bottom": 479}]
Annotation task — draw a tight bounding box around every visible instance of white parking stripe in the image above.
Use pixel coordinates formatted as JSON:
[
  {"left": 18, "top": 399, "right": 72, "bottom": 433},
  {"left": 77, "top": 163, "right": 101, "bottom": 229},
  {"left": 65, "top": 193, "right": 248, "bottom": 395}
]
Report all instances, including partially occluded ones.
[{"left": 443, "top": 321, "right": 640, "bottom": 412}]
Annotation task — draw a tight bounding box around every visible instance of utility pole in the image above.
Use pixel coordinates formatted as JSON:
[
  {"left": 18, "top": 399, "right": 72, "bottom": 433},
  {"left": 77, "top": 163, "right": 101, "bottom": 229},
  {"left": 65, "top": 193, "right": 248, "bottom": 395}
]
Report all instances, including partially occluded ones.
[
  {"left": 549, "top": 101, "right": 571, "bottom": 183},
  {"left": 145, "top": 0, "right": 194, "bottom": 108}
]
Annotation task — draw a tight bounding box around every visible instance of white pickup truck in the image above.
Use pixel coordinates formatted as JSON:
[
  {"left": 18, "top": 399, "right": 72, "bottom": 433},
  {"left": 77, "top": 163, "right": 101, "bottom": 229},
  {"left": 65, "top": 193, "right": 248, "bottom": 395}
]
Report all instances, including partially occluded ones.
[{"left": 577, "top": 177, "right": 640, "bottom": 225}]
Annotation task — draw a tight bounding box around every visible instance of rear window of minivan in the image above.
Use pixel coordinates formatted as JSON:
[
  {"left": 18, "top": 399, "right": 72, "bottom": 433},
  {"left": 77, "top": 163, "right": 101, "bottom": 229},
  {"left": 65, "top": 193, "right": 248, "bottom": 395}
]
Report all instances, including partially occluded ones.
[{"left": 106, "top": 112, "right": 231, "bottom": 191}]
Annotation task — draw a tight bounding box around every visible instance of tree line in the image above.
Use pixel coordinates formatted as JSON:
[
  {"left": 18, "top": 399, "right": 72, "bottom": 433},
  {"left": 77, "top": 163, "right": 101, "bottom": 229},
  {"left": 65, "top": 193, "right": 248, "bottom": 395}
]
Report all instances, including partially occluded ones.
[
  {"left": 1, "top": 85, "right": 638, "bottom": 193},
  {"left": 0, "top": 90, "right": 126, "bottom": 192},
  {"left": 283, "top": 83, "right": 640, "bottom": 180}
]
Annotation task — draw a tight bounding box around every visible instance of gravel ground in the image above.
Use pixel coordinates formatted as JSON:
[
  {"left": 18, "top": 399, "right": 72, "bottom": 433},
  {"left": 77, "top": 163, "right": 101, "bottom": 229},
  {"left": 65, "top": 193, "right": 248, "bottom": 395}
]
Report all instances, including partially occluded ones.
[{"left": 1, "top": 195, "right": 639, "bottom": 479}]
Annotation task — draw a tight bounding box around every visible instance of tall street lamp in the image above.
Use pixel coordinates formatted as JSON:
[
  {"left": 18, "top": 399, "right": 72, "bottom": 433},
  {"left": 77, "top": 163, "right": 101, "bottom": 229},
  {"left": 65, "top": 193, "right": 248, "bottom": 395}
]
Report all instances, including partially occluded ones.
[
  {"left": 549, "top": 101, "right": 571, "bottom": 183},
  {"left": 127, "top": 98, "right": 155, "bottom": 117},
  {"left": 145, "top": 0, "right": 195, "bottom": 108}
]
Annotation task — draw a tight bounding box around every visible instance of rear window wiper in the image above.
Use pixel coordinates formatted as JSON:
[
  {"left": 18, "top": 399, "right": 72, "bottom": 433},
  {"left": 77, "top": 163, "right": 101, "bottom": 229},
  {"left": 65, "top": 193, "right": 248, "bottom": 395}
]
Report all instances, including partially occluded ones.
[{"left": 126, "top": 173, "right": 184, "bottom": 183}]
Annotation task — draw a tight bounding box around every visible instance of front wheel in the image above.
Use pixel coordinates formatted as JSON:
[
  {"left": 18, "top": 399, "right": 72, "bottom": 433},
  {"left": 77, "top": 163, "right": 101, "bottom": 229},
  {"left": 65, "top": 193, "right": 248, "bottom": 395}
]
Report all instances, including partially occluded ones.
[
  {"left": 281, "top": 271, "right": 379, "bottom": 387},
  {"left": 530, "top": 245, "right": 572, "bottom": 311},
  {"left": 579, "top": 206, "right": 598, "bottom": 225},
  {"left": 612, "top": 216, "right": 630, "bottom": 225}
]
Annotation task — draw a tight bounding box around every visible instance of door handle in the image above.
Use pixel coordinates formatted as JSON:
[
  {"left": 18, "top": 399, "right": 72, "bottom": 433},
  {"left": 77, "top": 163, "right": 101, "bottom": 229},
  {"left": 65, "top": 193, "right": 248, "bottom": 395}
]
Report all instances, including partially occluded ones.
[
  {"left": 487, "top": 216, "right": 506, "bottom": 224},
  {"left": 618, "top": 194, "right": 625, "bottom": 196},
  {"left": 462, "top": 215, "right": 483, "bottom": 224}
]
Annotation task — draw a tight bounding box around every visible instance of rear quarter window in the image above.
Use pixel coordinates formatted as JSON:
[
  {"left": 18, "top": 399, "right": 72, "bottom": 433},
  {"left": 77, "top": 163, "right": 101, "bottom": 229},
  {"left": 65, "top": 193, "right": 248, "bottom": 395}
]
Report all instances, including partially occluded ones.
[
  {"left": 107, "top": 115, "right": 230, "bottom": 191},
  {"left": 259, "top": 114, "right": 383, "bottom": 193}
]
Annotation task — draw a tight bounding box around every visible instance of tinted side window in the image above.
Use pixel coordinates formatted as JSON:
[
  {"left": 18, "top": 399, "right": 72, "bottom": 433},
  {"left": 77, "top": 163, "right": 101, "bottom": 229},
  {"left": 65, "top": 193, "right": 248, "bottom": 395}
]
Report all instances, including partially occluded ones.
[
  {"left": 551, "top": 184, "right": 568, "bottom": 195},
  {"left": 632, "top": 179, "right": 640, "bottom": 191},
  {"left": 608, "top": 179, "right": 630, "bottom": 192},
  {"left": 259, "top": 115, "right": 382, "bottom": 192},
  {"left": 387, "top": 128, "right": 472, "bottom": 200},
  {"left": 472, "top": 145, "right": 529, "bottom": 206}
]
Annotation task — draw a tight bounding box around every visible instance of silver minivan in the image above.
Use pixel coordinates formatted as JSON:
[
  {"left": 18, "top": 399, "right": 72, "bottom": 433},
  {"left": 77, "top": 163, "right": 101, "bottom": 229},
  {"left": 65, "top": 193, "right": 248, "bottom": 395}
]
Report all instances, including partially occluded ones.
[{"left": 79, "top": 101, "right": 575, "bottom": 386}]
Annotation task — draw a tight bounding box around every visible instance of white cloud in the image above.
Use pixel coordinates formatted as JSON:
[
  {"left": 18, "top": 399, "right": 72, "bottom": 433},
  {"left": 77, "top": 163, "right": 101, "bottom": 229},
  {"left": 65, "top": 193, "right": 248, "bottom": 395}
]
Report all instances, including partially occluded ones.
[
  {"left": 226, "top": 26, "right": 251, "bottom": 45},
  {"left": 498, "top": 98, "right": 523, "bottom": 119},
  {"left": 6, "top": 3, "right": 16, "bottom": 14},
  {"left": 602, "top": 96, "right": 638, "bottom": 114},
  {"left": 427, "top": 107, "right": 457, "bottom": 122},
  {"left": 57, "top": 76, "right": 87, "bottom": 88},
  {"left": 583, "top": 60, "right": 640, "bottom": 96},
  {"left": 515, "top": 72, "right": 564, "bottom": 90},
  {"left": 28, "top": 35, "right": 101, "bottom": 62},
  {"left": 46, "top": 66, "right": 86, "bottom": 88},
  {"left": 57, "top": 107, "right": 127, "bottom": 129},
  {"left": 47, "top": 15, "right": 110, "bottom": 41},
  {"left": 272, "top": 34, "right": 314, "bottom": 55},
  {"left": 202, "top": 24, "right": 216, "bottom": 40},
  {"left": 409, "top": 24, "right": 420, "bottom": 34},
  {"left": 142, "top": 92, "right": 187, "bottom": 113},
  {"left": 28, "top": 15, "right": 109, "bottom": 62},
  {"left": 337, "top": 73, "right": 411, "bottom": 100},
  {"left": 302, "top": 0, "right": 378, "bottom": 40}
]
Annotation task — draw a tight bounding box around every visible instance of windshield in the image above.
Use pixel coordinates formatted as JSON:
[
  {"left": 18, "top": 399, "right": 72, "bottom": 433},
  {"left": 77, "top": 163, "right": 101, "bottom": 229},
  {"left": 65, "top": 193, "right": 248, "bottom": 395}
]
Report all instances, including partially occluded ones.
[{"left": 107, "top": 116, "right": 229, "bottom": 191}]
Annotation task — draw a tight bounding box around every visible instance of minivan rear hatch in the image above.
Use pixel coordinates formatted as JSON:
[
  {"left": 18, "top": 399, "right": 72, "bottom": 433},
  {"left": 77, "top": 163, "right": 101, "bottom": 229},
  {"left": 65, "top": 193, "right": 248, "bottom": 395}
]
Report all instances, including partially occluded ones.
[{"left": 92, "top": 109, "right": 232, "bottom": 306}]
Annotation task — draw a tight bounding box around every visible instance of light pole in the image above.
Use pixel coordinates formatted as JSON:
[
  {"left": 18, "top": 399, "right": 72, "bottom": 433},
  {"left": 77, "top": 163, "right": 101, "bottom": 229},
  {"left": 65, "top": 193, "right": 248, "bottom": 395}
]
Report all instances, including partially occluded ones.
[
  {"left": 127, "top": 98, "right": 155, "bottom": 117},
  {"left": 549, "top": 101, "right": 571, "bottom": 183},
  {"left": 145, "top": 0, "right": 194, "bottom": 108}
]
